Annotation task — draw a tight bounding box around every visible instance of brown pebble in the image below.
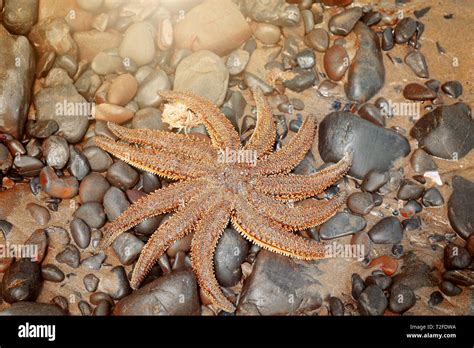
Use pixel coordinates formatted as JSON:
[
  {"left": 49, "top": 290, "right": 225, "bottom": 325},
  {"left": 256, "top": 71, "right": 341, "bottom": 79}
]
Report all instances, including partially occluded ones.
[
  {"left": 324, "top": 45, "right": 349, "bottom": 81},
  {"left": 403, "top": 83, "right": 437, "bottom": 101},
  {"left": 370, "top": 256, "right": 398, "bottom": 276},
  {"left": 107, "top": 74, "right": 138, "bottom": 106},
  {"left": 94, "top": 103, "right": 135, "bottom": 124},
  {"left": 26, "top": 203, "right": 51, "bottom": 225}
]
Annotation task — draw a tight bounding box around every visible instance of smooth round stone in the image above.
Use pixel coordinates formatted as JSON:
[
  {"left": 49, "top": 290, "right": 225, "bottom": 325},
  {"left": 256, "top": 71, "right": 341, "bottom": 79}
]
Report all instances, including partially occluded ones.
[
  {"left": 214, "top": 228, "right": 249, "bottom": 287},
  {"left": 405, "top": 51, "right": 429, "bottom": 78},
  {"left": 84, "top": 274, "right": 100, "bottom": 293},
  {"left": 68, "top": 145, "right": 90, "bottom": 181},
  {"left": 422, "top": 187, "right": 444, "bottom": 207},
  {"left": 253, "top": 23, "right": 281, "bottom": 45},
  {"left": 93, "top": 300, "right": 111, "bottom": 316},
  {"left": 444, "top": 243, "right": 471, "bottom": 270},
  {"left": 119, "top": 22, "right": 156, "bottom": 66},
  {"left": 403, "top": 83, "right": 437, "bottom": 101},
  {"left": 295, "top": 48, "right": 315, "bottom": 69},
  {"left": 98, "top": 266, "right": 131, "bottom": 300},
  {"left": 358, "top": 103, "right": 385, "bottom": 127},
  {"left": 90, "top": 292, "right": 114, "bottom": 306},
  {"left": 301, "top": 9, "right": 315, "bottom": 34},
  {"left": 81, "top": 251, "right": 106, "bottom": 270},
  {"left": 397, "top": 180, "right": 424, "bottom": 200},
  {"left": 357, "top": 284, "right": 387, "bottom": 315},
  {"left": 351, "top": 273, "right": 365, "bottom": 300},
  {"left": 3, "top": 0, "right": 38, "bottom": 35},
  {"left": 439, "top": 280, "right": 462, "bottom": 296},
  {"left": 425, "top": 79, "right": 440, "bottom": 92},
  {"left": 94, "top": 103, "right": 134, "bottom": 124},
  {"left": 91, "top": 51, "right": 123, "bottom": 75},
  {"left": 283, "top": 68, "right": 318, "bottom": 92},
  {"left": 112, "top": 232, "right": 145, "bottom": 265},
  {"left": 394, "top": 17, "right": 417, "bottom": 43},
  {"left": 103, "top": 187, "right": 129, "bottom": 221},
  {"left": 79, "top": 172, "right": 110, "bottom": 203},
  {"left": 26, "top": 139, "right": 42, "bottom": 159},
  {"left": 324, "top": 44, "right": 349, "bottom": 81},
  {"left": 74, "top": 202, "right": 106, "bottom": 229},
  {"left": 347, "top": 192, "right": 375, "bottom": 215},
  {"left": 365, "top": 273, "right": 392, "bottom": 291},
  {"left": 174, "top": 50, "right": 229, "bottom": 107},
  {"left": 78, "top": 301, "right": 92, "bottom": 316},
  {"left": 328, "top": 7, "right": 363, "bottom": 36},
  {"left": 329, "top": 296, "right": 344, "bottom": 316},
  {"left": 305, "top": 28, "right": 329, "bottom": 52},
  {"left": 82, "top": 146, "right": 113, "bottom": 172},
  {"left": 368, "top": 217, "right": 403, "bottom": 244},
  {"left": 42, "top": 135, "right": 69, "bottom": 170},
  {"left": 54, "top": 54, "right": 78, "bottom": 78},
  {"left": 410, "top": 149, "right": 437, "bottom": 173},
  {"left": 379, "top": 169, "right": 404, "bottom": 195},
  {"left": 107, "top": 74, "right": 138, "bottom": 106},
  {"left": 243, "top": 72, "right": 273, "bottom": 94},
  {"left": 40, "top": 167, "right": 79, "bottom": 199},
  {"left": 70, "top": 218, "right": 92, "bottom": 249},
  {"left": 381, "top": 27, "right": 394, "bottom": 51},
  {"left": 319, "top": 211, "right": 367, "bottom": 239},
  {"left": 1, "top": 259, "right": 42, "bottom": 303},
  {"left": 362, "top": 10, "right": 382, "bottom": 26},
  {"left": 441, "top": 81, "right": 463, "bottom": 98},
  {"left": 41, "top": 264, "right": 65, "bottom": 282},
  {"left": 443, "top": 270, "right": 474, "bottom": 287},
  {"left": 106, "top": 161, "right": 139, "bottom": 190},
  {"left": 135, "top": 69, "right": 171, "bottom": 108},
  {"left": 55, "top": 244, "right": 80, "bottom": 268},
  {"left": 131, "top": 108, "right": 165, "bottom": 130},
  {"left": 27, "top": 120, "right": 59, "bottom": 139},
  {"left": 226, "top": 49, "right": 250, "bottom": 75},
  {"left": 26, "top": 203, "right": 50, "bottom": 225},
  {"left": 428, "top": 291, "right": 444, "bottom": 306},
  {"left": 14, "top": 154, "right": 44, "bottom": 177},
  {"left": 389, "top": 283, "right": 416, "bottom": 313}
]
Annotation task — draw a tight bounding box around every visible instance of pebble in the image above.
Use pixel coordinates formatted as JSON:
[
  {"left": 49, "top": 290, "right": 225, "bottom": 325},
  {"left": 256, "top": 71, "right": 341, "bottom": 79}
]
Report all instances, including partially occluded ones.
[
  {"left": 405, "top": 51, "right": 429, "bottom": 78},
  {"left": 347, "top": 192, "right": 375, "bottom": 215},
  {"left": 394, "top": 17, "right": 417, "bottom": 43},
  {"left": 242, "top": 0, "right": 300, "bottom": 27},
  {"left": 174, "top": 0, "right": 251, "bottom": 56},
  {"left": 90, "top": 292, "right": 114, "bottom": 306},
  {"left": 94, "top": 103, "right": 135, "bottom": 124},
  {"left": 305, "top": 28, "right": 329, "bottom": 52},
  {"left": 91, "top": 50, "right": 123, "bottom": 75},
  {"left": 41, "top": 264, "right": 65, "bottom": 282},
  {"left": 68, "top": 146, "right": 90, "bottom": 181},
  {"left": 226, "top": 49, "right": 250, "bottom": 75},
  {"left": 366, "top": 273, "right": 392, "bottom": 291},
  {"left": 106, "top": 161, "right": 139, "bottom": 190},
  {"left": 350, "top": 231, "right": 372, "bottom": 257},
  {"left": 370, "top": 256, "right": 398, "bottom": 276},
  {"left": 425, "top": 79, "right": 440, "bottom": 92},
  {"left": 70, "top": 218, "right": 91, "bottom": 249},
  {"left": 422, "top": 187, "right": 444, "bottom": 207},
  {"left": 3, "top": 0, "right": 38, "bottom": 35},
  {"left": 351, "top": 273, "right": 365, "bottom": 300},
  {"left": 329, "top": 297, "right": 345, "bottom": 316},
  {"left": 113, "top": 270, "right": 200, "bottom": 315},
  {"left": 428, "top": 291, "right": 444, "bottom": 306},
  {"left": 443, "top": 270, "right": 474, "bottom": 287},
  {"left": 55, "top": 244, "right": 80, "bottom": 268},
  {"left": 368, "top": 217, "right": 403, "bottom": 244},
  {"left": 119, "top": 22, "right": 156, "bottom": 66},
  {"left": 103, "top": 187, "right": 130, "bottom": 221},
  {"left": 444, "top": 243, "right": 471, "bottom": 270},
  {"left": 253, "top": 23, "right": 281, "bottom": 45},
  {"left": 441, "top": 80, "right": 463, "bottom": 98},
  {"left": 44, "top": 226, "right": 70, "bottom": 247},
  {"left": 39, "top": 166, "right": 79, "bottom": 199},
  {"left": 295, "top": 49, "right": 315, "bottom": 69},
  {"left": 26, "top": 203, "right": 50, "bottom": 225},
  {"left": 0, "top": 144, "right": 12, "bottom": 174},
  {"left": 319, "top": 112, "right": 410, "bottom": 179},
  {"left": 74, "top": 202, "right": 106, "bottom": 229},
  {"left": 107, "top": 74, "right": 139, "bottom": 107},
  {"left": 82, "top": 146, "right": 113, "bottom": 172},
  {"left": 132, "top": 108, "right": 166, "bottom": 130},
  {"left": 112, "top": 232, "right": 145, "bottom": 265},
  {"left": 78, "top": 301, "right": 92, "bottom": 316},
  {"left": 448, "top": 176, "right": 474, "bottom": 239},
  {"left": 379, "top": 169, "right": 404, "bottom": 195},
  {"left": 84, "top": 274, "right": 100, "bottom": 293},
  {"left": 79, "top": 172, "right": 110, "bottom": 203},
  {"left": 44, "top": 67, "right": 73, "bottom": 87},
  {"left": 243, "top": 72, "right": 274, "bottom": 95},
  {"left": 26, "top": 120, "right": 59, "bottom": 139},
  {"left": 389, "top": 283, "right": 416, "bottom": 313},
  {"left": 1, "top": 259, "right": 42, "bottom": 303},
  {"left": 283, "top": 68, "right": 318, "bottom": 92},
  {"left": 319, "top": 211, "right": 367, "bottom": 239},
  {"left": 81, "top": 251, "right": 106, "bottom": 270},
  {"left": 410, "top": 103, "right": 473, "bottom": 159},
  {"left": 135, "top": 69, "right": 171, "bottom": 108},
  {"left": 345, "top": 22, "right": 385, "bottom": 102},
  {"left": 324, "top": 45, "right": 349, "bottom": 81},
  {"left": 358, "top": 103, "right": 385, "bottom": 127},
  {"left": 214, "top": 228, "right": 249, "bottom": 287},
  {"left": 410, "top": 149, "right": 437, "bottom": 173},
  {"left": 42, "top": 135, "right": 69, "bottom": 169},
  {"left": 357, "top": 284, "right": 388, "bottom": 316},
  {"left": 381, "top": 28, "right": 394, "bottom": 51},
  {"left": 397, "top": 180, "right": 424, "bottom": 200},
  {"left": 362, "top": 11, "right": 382, "bottom": 26},
  {"left": 174, "top": 50, "right": 229, "bottom": 107},
  {"left": 328, "top": 7, "right": 363, "bottom": 36},
  {"left": 0, "top": 302, "right": 65, "bottom": 316},
  {"left": 403, "top": 83, "right": 437, "bottom": 101},
  {"left": 301, "top": 9, "right": 315, "bottom": 34},
  {"left": 439, "top": 280, "right": 462, "bottom": 296}
]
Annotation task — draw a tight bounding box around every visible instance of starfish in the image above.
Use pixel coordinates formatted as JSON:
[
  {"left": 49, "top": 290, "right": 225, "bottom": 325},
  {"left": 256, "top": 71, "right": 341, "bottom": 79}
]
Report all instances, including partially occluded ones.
[{"left": 94, "top": 88, "right": 352, "bottom": 312}]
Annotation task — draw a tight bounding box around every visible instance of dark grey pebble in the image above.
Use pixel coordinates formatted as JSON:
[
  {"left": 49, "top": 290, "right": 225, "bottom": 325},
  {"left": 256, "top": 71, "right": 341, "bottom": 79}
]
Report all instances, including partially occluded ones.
[
  {"left": 389, "top": 283, "right": 416, "bottom": 313},
  {"left": 214, "top": 228, "right": 249, "bottom": 287},
  {"left": 443, "top": 269, "right": 474, "bottom": 287},
  {"left": 74, "top": 202, "right": 106, "bottom": 229},
  {"left": 55, "top": 244, "right": 80, "bottom": 268},
  {"left": 351, "top": 273, "right": 365, "bottom": 300},
  {"left": 428, "top": 291, "right": 443, "bottom": 306},
  {"left": 112, "top": 232, "right": 145, "bottom": 265},
  {"left": 295, "top": 49, "right": 315, "bottom": 69},
  {"left": 448, "top": 176, "right": 474, "bottom": 239},
  {"left": 79, "top": 172, "right": 110, "bottom": 203},
  {"left": 362, "top": 11, "right": 382, "bottom": 26},
  {"left": 283, "top": 68, "right": 318, "bottom": 92},
  {"left": 328, "top": 7, "right": 363, "bottom": 36},
  {"left": 410, "top": 149, "right": 437, "bottom": 173},
  {"left": 358, "top": 284, "right": 388, "bottom": 315},
  {"left": 93, "top": 300, "right": 111, "bottom": 316},
  {"left": 83, "top": 274, "right": 100, "bottom": 293},
  {"left": 329, "top": 296, "right": 345, "bottom": 316},
  {"left": 382, "top": 28, "right": 394, "bottom": 51},
  {"left": 68, "top": 146, "right": 90, "bottom": 180},
  {"left": 439, "top": 280, "right": 462, "bottom": 296},
  {"left": 320, "top": 211, "right": 367, "bottom": 239},
  {"left": 243, "top": 72, "right": 273, "bottom": 95},
  {"left": 425, "top": 79, "right": 440, "bottom": 92},
  {"left": 366, "top": 273, "right": 392, "bottom": 291},
  {"left": 42, "top": 135, "right": 69, "bottom": 170},
  {"left": 70, "top": 218, "right": 91, "bottom": 249},
  {"left": 26, "top": 120, "right": 59, "bottom": 139},
  {"left": 368, "top": 217, "right": 403, "bottom": 244},
  {"left": 1, "top": 259, "right": 42, "bottom": 303},
  {"left": 358, "top": 103, "right": 385, "bottom": 127},
  {"left": 289, "top": 118, "right": 302, "bottom": 133},
  {"left": 394, "top": 17, "right": 417, "bottom": 43},
  {"left": 103, "top": 187, "right": 130, "bottom": 221},
  {"left": 26, "top": 203, "right": 50, "bottom": 225},
  {"left": 41, "top": 264, "right": 65, "bottom": 282},
  {"left": 81, "top": 251, "right": 106, "bottom": 270},
  {"left": 378, "top": 169, "right": 404, "bottom": 195},
  {"left": 405, "top": 51, "right": 429, "bottom": 78},
  {"left": 444, "top": 243, "right": 471, "bottom": 270},
  {"left": 141, "top": 172, "right": 161, "bottom": 193},
  {"left": 13, "top": 155, "right": 44, "bottom": 177},
  {"left": 362, "top": 170, "right": 389, "bottom": 192},
  {"left": 98, "top": 266, "right": 131, "bottom": 300},
  {"left": 82, "top": 146, "right": 113, "bottom": 172},
  {"left": 78, "top": 301, "right": 92, "bottom": 316},
  {"left": 441, "top": 80, "right": 463, "bottom": 98},
  {"left": 106, "top": 161, "right": 139, "bottom": 190},
  {"left": 397, "top": 180, "right": 424, "bottom": 200},
  {"left": 422, "top": 187, "right": 444, "bottom": 207}
]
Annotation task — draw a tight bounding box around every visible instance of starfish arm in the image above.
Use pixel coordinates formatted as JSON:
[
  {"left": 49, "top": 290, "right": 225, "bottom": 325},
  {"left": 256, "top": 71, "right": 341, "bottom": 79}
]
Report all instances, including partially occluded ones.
[
  {"left": 106, "top": 122, "right": 216, "bottom": 162},
  {"left": 94, "top": 136, "right": 210, "bottom": 180},
  {"left": 255, "top": 152, "right": 352, "bottom": 200},
  {"left": 191, "top": 201, "right": 235, "bottom": 313},
  {"left": 130, "top": 195, "right": 215, "bottom": 289},
  {"left": 159, "top": 91, "right": 241, "bottom": 150},
  {"left": 243, "top": 87, "right": 276, "bottom": 158},
  {"left": 99, "top": 180, "right": 205, "bottom": 248},
  {"left": 249, "top": 191, "right": 347, "bottom": 231},
  {"left": 231, "top": 198, "right": 327, "bottom": 260},
  {"left": 251, "top": 116, "right": 317, "bottom": 175}
]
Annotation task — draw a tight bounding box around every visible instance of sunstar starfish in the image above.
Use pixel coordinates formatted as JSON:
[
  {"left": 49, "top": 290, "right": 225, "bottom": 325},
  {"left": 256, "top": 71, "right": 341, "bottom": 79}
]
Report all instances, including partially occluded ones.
[{"left": 94, "top": 88, "right": 352, "bottom": 312}]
